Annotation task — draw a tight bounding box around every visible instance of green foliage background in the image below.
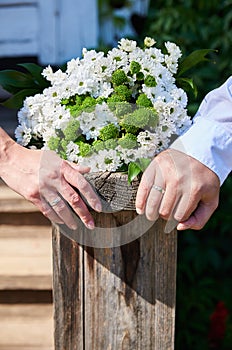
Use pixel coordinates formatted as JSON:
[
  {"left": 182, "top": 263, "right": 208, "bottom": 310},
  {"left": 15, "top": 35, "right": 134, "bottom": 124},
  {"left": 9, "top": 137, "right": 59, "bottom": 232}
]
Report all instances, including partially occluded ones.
[{"left": 138, "top": 1, "right": 232, "bottom": 348}]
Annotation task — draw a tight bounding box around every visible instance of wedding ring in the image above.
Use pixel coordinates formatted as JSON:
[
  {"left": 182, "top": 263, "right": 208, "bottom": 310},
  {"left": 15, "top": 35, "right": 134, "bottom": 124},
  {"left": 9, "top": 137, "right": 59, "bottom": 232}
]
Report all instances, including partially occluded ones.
[
  {"left": 49, "top": 197, "right": 61, "bottom": 207},
  {"left": 152, "top": 185, "right": 165, "bottom": 194}
]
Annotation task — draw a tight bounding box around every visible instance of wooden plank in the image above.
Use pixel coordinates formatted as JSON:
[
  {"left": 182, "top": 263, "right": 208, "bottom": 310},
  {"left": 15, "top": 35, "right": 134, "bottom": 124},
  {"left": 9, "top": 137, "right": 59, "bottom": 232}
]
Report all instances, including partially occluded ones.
[
  {"left": 52, "top": 228, "right": 83, "bottom": 350},
  {"left": 0, "top": 225, "right": 52, "bottom": 290},
  {"left": 0, "top": 185, "right": 38, "bottom": 213},
  {"left": 52, "top": 216, "right": 177, "bottom": 349},
  {"left": 0, "top": 304, "right": 54, "bottom": 349}
]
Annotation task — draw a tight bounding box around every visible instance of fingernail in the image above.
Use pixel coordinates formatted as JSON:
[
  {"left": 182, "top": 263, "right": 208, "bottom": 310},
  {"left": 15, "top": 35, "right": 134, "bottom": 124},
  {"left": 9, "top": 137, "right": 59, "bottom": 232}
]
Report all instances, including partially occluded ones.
[
  {"left": 86, "top": 220, "right": 95, "bottom": 230},
  {"left": 136, "top": 208, "right": 143, "bottom": 215},
  {"left": 71, "top": 224, "right": 78, "bottom": 230},
  {"left": 164, "top": 219, "right": 178, "bottom": 233},
  {"left": 95, "top": 203, "right": 102, "bottom": 212}
]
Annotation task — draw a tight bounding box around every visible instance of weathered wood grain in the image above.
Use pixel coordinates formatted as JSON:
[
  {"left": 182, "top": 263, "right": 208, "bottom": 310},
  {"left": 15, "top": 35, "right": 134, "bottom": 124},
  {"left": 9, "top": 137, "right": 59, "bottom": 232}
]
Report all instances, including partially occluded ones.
[
  {"left": 0, "top": 225, "right": 52, "bottom": 290},
  {"left": 52, "top": 172, "right": 177, "bottom": 349},
  {"left": 53, "top": 219, "right": 177, "bottom": 349},
  {"left": 85, "top": 171, "right": 140, "bottom": 211},
  {"left": 0, "top": 304, "right": 54, "bottom": 350},
  {"left": 52, "top": 228, "right": 84, "bottom": 350}
]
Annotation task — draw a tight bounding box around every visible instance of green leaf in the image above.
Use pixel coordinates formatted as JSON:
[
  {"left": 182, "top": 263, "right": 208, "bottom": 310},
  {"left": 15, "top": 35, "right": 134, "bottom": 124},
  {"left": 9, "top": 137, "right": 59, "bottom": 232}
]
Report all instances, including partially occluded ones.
[
  {"left": 2, "top": 88, "right": 38, "bottom": 109},
  {"left": 177, "top": 49, "right": 216, "bottom": 77},
  {"left": 137, "top": 158, "right": 151, "bottom": 172},
  {"left": 18, "top": 63, "right": 49, "bottom": 89},
  {"left": 128, "top": 162, "right": 141, "bottom": 184},
  {"left": 0, "top": 70, "right": 35, "bottom": 89},
  {"left": 176, "top": 77, "right": 198, "bottom": 98},
  {"left": 0, "top": 84, "right": 21, "bottom": 96}
]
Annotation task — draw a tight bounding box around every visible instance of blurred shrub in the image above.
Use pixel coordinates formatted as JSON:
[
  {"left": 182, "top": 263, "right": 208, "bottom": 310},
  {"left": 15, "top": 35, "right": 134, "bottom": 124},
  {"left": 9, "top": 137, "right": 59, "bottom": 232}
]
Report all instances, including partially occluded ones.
[{"left": 140, "top": 0, "right": 232, "bottom": 115}]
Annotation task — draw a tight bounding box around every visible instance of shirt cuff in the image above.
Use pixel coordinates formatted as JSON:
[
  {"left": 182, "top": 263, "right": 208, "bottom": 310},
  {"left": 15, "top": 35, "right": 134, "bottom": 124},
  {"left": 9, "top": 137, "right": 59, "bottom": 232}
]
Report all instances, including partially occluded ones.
[{"left": 170, "top": 118, "right": 232, "bottom": 185}]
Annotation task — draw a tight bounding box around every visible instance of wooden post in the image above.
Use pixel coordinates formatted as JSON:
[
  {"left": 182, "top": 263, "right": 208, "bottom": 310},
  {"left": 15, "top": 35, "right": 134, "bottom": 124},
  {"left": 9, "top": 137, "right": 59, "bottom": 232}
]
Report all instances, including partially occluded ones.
[{"left": 52, "top": 173, "right": 177, "bottom": 350}]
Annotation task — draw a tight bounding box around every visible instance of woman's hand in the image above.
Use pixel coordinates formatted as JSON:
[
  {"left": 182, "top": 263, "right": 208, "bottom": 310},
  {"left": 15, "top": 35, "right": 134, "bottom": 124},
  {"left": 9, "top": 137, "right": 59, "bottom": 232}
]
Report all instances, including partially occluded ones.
[
  {"left": 0, "top": 128, "right": 101, "bottom": 229},
  {"left": 136, "top": 149, "right": 220, "bottom": 231}
]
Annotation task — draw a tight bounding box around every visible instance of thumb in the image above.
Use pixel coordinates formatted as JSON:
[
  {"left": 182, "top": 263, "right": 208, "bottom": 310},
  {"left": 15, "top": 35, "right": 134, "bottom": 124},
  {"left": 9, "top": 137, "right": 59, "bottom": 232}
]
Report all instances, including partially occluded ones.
[{"left": 177, "top": 201, "right": 216, "bottom": 231}]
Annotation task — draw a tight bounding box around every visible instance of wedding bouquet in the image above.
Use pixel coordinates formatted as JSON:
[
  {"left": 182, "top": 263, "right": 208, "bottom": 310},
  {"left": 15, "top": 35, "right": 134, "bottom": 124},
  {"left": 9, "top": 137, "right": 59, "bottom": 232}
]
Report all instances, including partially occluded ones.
[{"left": 0, "top": 37, "right": 211, "bottom": 181}]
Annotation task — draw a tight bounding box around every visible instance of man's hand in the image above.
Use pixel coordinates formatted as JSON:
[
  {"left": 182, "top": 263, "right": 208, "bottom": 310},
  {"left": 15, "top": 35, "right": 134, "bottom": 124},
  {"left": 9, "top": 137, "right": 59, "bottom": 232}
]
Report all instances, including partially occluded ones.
[{"left": 136, "top": 149, "right": 220, "bottom": 231}]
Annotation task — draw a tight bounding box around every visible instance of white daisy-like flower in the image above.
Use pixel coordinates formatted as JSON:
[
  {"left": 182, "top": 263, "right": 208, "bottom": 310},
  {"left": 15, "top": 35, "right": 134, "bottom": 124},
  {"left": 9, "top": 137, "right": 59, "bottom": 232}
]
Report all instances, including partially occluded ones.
[
  {"left": 118, "top": 38, "right": 137, "bottom": 52},
  {"left": 144, "top": 37, "right": 156, "bottom": 48},
  {"left": 66, "top": 141, "right": 80, "bottom": 162},
  {"left": 95, "top": 149, "right": 122, "bottom": 172},
  {"left": 15, "top": 123, "right": 32, "bottom": 146}
]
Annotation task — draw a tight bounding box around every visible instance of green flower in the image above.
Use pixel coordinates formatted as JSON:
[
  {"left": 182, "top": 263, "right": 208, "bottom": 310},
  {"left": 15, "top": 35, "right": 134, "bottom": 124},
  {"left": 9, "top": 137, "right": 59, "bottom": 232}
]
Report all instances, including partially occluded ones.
[
  {"left": 47, "top": 136, "right": 60, "bottom": 151},
  {"left": 69, "top": 105, "right": 82, "bottom": 117},
  {"left": 136, "top": 93, "right": 152, "bottom": 108},
  {"left": 114, "top": 85, "right": 131, "bottom": 101},
  {"left": 76, "top": 141, "right": 92, "bottom": 157},
  {"left": 114, "top": 101, "right": 132, "bottom": 117},
  {"left": 130, "top": 61, "right": 141, "bottom": 75},
  {"left": 81, "top": 96, "right": 96, "bottom": 112},
  {"left": 104, "top": 138, "right": 118, "bottom": 150},
  {"left": 63, "top": 119, "right": 80, "bottom": 141},
  {"left": 111, "top": 69, "right": 128, "bottom": 86},
  {"left": 92, "top": 140, "right": 105, "bottom": 152},
  {"left": 144, "top": 75, "right": 157, "bottom": 87},
  {"left": 118, "top": 133, "right": 137, "bottom": 149},
  {"left": 99, "top": 123, "right": 119, "bottom": 141},
  {"left": 120, "top": 115, "right": 139, "bottom": 134},
  {"left": 107, "top": 94, "right": 122, "bottom": 111},
  {"left": 148, "top": 109, "right": 159, "bottom": 128}
]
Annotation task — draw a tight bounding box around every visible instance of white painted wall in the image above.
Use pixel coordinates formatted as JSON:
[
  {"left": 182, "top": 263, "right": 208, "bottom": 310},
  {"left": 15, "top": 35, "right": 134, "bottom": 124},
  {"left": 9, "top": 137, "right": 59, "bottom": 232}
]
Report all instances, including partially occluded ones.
[
  {"left": 0, "top": 0, "right": 99, "bottom": 65},
  {"left": 0, "top": 0, "right": 150, "bottom": 65}
]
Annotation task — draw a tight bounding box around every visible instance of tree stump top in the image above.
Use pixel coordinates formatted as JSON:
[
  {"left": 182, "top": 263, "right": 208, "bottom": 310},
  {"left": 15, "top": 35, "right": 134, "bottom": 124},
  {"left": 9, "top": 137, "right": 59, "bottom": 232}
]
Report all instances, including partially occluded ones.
[{"left": 85, "top": 171, "right": 140, "bottom": 212}]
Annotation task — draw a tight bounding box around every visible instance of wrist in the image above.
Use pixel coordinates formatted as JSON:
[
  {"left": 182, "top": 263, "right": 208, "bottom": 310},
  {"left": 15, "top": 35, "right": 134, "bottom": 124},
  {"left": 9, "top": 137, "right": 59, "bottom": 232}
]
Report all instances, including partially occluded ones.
[{"left": 0, "top": 127, "right": 16, "bottom": 177}]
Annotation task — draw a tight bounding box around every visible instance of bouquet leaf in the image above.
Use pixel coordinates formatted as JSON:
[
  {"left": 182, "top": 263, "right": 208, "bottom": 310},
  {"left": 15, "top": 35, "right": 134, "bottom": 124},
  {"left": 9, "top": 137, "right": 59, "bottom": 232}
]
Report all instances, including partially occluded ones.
[
  {"left": 17, "top": 63, "right": 49, "bottom": 88},
  {"left": 2, "top": 88, "right": 39, "bottom": 109},
  {"left": 176, "top": 77, "right": 198, "bottom": 98},
  {"left": 128, "top": 158, "right": 151, "bottom": 183},
  {"left": 0, "top": 63, "right": 50, "bottom": 108},
  {"left": 0, "top": 70, "right": 34, "bottom": 89},
  {"left": 128, "top": 162, "right": 141, "bottom": 183},
  {"left": 177, "top": 49, "right": 215, "bottom": 77}
]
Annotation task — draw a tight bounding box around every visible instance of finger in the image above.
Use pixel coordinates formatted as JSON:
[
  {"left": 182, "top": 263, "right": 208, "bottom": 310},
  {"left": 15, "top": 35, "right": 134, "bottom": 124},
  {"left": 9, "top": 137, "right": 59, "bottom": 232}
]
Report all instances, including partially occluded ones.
[
  {"left": 173, "top": 192, "right": 199, "bottom": 223},
  {"left": 136, "top": 159, "right": 157, "bottom": 215},
  {"left": 39, "top": 198, "right": 64, "bottom": 225},
  {"left": 144, "top": 166, "right": 165, "bottom": 221},
  {"left": 67, "top": 161, "right": 91, "bottom": 174},
  {"left": 62, "top": 161, "right": 102, "bottom": 212},
  {"left": 45, "top": 194, "right": 78, "bottom": 230},
  {"left": 158, "top": 184, "right": 178, "bottom": 221},
  {"left": 60, "top": 183, "right": 95, "bottom": 230},
  {"left": 177, "top": 201, "right": 216, "bottom": 231},
  {"left": 145, "top": 186, "right": 163, "bottom": 221}
]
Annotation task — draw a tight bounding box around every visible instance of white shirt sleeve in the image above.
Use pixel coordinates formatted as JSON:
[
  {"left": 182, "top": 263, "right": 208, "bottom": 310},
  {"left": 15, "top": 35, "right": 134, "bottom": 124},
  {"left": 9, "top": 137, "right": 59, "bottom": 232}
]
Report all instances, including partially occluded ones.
[{"left": 170, "top": 76, "right": 232, "bottom": 185}]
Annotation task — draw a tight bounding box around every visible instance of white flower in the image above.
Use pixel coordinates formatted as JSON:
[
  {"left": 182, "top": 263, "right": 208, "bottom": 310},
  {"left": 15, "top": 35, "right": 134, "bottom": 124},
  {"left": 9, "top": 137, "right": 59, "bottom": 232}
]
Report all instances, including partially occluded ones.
[
  {"left": 15, "top": 123, "right": 32, "bottom": 146},
  {"left": 118, "top": 38, "right": 137, "bottom": 52},
  {"left": 95, "top": 149, "right": 122, "bottom": 172},
  {"left": 144, "top": 37, "right": 156, "bottom": 47},
  {"left": 66, "top": 141, "right": 80, "bottom": 162}
]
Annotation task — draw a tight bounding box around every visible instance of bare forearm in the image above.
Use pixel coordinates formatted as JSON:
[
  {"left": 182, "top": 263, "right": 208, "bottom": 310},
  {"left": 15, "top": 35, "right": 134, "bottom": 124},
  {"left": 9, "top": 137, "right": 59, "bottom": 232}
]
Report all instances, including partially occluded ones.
[{"left": 0, "top": 127, "right": 16, "bottom": 178}]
